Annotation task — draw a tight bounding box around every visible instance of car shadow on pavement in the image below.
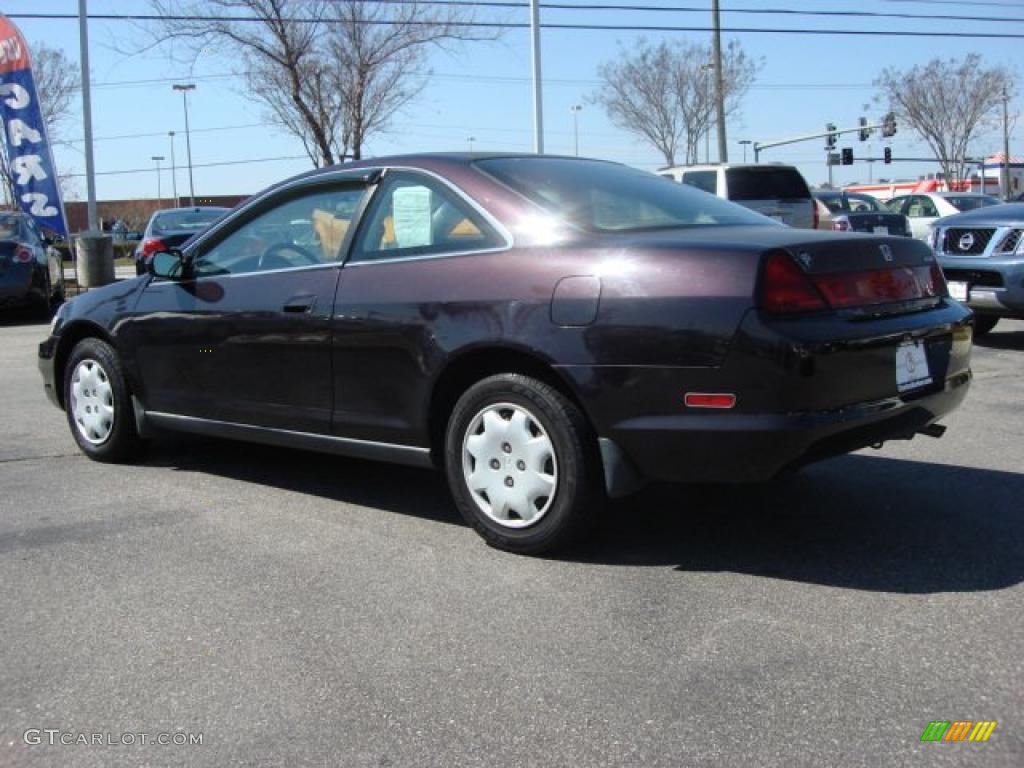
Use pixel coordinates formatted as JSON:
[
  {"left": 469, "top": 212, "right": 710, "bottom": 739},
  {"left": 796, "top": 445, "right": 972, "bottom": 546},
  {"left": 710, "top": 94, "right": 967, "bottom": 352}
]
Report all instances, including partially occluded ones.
[
  {"left": 973, "top": 328, "right": 1024, "bottom": 352},
  {"left": 145, "top": 435, "right": 463, "bottom": 527},
  {"left": 0, "top": 308, "right": 50, "bottom": 327},
  {"left": 573, "top": 453, "right": 1024, "bottom": 594}
]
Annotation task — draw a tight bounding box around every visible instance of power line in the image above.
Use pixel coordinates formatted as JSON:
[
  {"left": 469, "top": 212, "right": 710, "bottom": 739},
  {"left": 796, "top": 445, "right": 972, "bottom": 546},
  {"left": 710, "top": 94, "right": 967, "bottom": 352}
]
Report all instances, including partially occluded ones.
[
  {"left": 9, "top": 12, "right": 1024, "bottom": 39},
  {"left": 361, "top": 0, "right": 1024, "bottom": 25},
  {"left": 64, "top": 154, "right": 309, "bottom": 178},
  {"left": 54, "top": 122, "right": 270, "bottom": 146}
]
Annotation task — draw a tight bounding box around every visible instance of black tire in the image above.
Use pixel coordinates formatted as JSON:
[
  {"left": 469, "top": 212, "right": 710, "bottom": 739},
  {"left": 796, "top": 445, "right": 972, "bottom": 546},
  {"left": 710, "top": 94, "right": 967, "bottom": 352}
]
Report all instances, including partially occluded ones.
[
  {"left": 973, "top": 315, "right": 999, "bottom": 337},
  {"left": 63, "top": 338, "right": 143, "bottom": 463},
  {"left": 444, "top": 373, "right": 602, "bottom": 555}
]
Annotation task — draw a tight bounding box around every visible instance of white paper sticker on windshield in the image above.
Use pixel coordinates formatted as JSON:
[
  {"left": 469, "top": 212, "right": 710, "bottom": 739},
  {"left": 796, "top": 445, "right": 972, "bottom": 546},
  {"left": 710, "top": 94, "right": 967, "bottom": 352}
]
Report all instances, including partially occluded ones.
[{"left": 392, "top": 186, "right": 433, "bottom": 248}]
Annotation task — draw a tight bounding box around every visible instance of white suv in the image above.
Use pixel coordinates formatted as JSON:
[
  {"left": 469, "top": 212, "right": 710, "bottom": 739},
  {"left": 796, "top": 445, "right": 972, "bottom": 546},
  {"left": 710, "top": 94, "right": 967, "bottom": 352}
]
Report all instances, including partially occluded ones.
[{"left": 660, "top": 163, "right": 816, "bottom": 229}]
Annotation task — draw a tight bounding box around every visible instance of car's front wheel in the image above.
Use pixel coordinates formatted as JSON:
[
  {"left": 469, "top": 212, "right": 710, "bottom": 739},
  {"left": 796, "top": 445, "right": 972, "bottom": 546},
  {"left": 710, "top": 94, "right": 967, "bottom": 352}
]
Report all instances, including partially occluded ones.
[
  {"left": 445, "top": 374, "right": 601, "bottom": 555},
  {"left": 64, "top": 338, "right": 142, "bottom": 462}
]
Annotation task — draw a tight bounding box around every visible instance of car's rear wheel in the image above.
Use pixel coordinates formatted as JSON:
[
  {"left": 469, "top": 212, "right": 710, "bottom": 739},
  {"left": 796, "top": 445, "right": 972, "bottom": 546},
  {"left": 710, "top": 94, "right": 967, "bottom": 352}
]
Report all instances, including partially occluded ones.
[
  {"left": 973, "top": 315, "right": 999, "bottom": 337},
  {"left": 64, "top": 338, "right": 142, "bottom": 462},
  {"left": 445, "top": 374, "right": 600, "bottom": 555}
]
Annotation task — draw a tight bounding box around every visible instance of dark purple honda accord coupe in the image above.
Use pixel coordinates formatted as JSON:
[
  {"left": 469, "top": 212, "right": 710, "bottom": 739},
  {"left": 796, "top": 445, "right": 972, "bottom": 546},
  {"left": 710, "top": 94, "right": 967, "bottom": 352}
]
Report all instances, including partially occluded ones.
[{"left": 39, "top": 154, "right": 973, "bottom": 553}]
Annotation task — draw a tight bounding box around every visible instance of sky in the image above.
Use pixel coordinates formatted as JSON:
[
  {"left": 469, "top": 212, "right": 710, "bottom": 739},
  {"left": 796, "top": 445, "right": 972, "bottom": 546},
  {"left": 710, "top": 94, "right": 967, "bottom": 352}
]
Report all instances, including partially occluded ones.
[{"left": 5, "top": 0, "right": 1023, "bottom": 203}]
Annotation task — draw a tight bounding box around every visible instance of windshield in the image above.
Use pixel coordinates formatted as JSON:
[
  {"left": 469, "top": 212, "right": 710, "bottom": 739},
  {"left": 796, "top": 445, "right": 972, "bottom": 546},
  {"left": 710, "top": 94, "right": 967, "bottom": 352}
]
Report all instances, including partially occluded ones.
[
  {"left": 946, "top": 196, "right": 1000, "bottom": 212},
  {"left": 0, "top": 214, "right": 22, "bottom": 240},
  {"left": 152, "top": 209, "right": 226, "bottom": 234},
  {"left": 476, "top": 157, "right": 773, "bottom": 232}
]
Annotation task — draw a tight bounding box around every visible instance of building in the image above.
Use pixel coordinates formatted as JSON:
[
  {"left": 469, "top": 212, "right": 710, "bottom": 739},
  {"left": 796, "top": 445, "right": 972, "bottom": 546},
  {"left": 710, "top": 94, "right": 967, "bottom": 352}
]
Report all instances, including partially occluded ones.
[{"left": 64, "top": 194, "right": 250, "bottom": 234}]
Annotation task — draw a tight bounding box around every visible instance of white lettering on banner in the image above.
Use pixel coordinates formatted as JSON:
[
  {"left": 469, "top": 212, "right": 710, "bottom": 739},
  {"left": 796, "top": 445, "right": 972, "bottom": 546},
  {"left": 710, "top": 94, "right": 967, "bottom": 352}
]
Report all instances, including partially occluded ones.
[
  {"left": 13, "top": 154, "right": 46, "bottom": 184},
  {"left": 0, "top": 82, "right": 29, "bottom": 109},
  {"left": 21, "top": 192, "right": 57, "bottom": 217},
  {"left": 8, "top": 118, "right": 41, "bottom": 147},
  {"left": 0, "top": 36, "right": 23, "bottom": 66}
]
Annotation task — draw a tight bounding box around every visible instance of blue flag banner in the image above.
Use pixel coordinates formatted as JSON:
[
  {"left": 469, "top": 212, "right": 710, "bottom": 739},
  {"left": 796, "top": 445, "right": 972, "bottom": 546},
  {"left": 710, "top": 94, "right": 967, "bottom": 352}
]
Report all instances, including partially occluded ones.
[{"left": 0, "top": 14, "right": 68, "bottom": 237}]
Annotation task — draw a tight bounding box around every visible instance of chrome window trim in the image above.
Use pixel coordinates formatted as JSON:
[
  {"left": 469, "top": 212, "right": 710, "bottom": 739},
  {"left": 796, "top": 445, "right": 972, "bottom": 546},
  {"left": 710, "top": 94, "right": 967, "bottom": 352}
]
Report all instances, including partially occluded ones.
[
  {"left": 146, "top": 261, "right": 341, "bottom": 288},
  {"left": 345, "top": 166, "right": 513, "bottom": 265}
]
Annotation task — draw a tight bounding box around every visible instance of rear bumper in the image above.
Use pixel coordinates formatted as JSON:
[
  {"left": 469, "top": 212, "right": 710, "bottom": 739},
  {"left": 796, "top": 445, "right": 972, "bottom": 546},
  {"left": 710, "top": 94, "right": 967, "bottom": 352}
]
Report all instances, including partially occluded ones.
[
  {"left": 939, "top": 254, "right": 1024, "bottom": 318},
  {"left": 564, "top": 299, "right": 973, "bottom": 485},
  {"left": 606, "top": 372, "right": 969, "bottom": 483}
]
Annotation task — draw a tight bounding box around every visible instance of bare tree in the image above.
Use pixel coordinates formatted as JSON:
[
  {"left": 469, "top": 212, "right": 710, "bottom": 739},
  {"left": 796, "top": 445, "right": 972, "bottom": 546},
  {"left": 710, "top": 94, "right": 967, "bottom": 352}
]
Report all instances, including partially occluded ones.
[
  {"left": 876, "top": 54, "right": 1016, "bottom": 185},
  {"left": 594, "top": 39, "right": 759, "bottom": 167},
  {"left": 145, "top": 0, "right": 492, "bottom": 166}
]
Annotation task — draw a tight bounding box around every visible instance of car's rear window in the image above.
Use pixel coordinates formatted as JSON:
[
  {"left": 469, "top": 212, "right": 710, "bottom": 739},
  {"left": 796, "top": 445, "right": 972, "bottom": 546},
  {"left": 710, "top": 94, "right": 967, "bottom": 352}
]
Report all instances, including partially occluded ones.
[
  {"left": 726, "top": 168, "right": 810, "bottom": 201},
  {"left": 0, "top": 214, "right": 22, "bottom": 240},
  {"left": 946, "top": 196, "right": 1000, "bottom": 212},
  {"left": 152, "top": 209, "right": 225, "bottom": 234},
  {"left": 476, "top": 157, "right": 772, "bottom": 233}
]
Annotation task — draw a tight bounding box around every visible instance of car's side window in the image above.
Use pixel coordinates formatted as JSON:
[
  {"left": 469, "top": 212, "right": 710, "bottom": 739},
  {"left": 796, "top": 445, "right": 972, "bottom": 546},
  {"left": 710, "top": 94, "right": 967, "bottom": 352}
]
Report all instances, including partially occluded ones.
[
  {"left": 192, "top": 184, "right": 366, "bottom": 278},
  {"left": 681, "top": 171, "right": 717, "bottom": 195},
  {"left": 905, "top": 196, "right": 924, "bottom": 217},
  {"left": 351, "top": 173, "right": 503, "bottom": 262},
  {"left": 919, "top": 197, "right": 938, "bottom": 217}
]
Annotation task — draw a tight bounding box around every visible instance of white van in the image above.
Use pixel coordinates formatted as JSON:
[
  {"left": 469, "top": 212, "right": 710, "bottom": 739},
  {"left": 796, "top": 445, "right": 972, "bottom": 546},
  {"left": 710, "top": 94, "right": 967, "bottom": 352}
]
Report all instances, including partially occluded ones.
[{"left": 660, "top": 163, "right": 817, "bottom": 229}]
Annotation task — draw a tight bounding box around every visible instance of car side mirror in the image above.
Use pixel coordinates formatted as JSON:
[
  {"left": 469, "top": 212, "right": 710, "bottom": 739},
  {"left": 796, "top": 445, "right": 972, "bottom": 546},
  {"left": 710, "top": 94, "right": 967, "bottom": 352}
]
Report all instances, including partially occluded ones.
[{"left": 149, "top": 249, "right": 187, "bottom": 280}]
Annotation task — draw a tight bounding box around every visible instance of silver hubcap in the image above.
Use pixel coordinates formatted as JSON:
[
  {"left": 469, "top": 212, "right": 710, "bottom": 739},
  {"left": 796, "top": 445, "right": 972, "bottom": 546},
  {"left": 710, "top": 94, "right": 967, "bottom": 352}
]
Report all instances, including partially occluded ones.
[
  {"left": 461, "top": 402, "right": 558, "bottom": 528},
  {"left": 70, "top": 359, "right": 115, "bottom": 445}
]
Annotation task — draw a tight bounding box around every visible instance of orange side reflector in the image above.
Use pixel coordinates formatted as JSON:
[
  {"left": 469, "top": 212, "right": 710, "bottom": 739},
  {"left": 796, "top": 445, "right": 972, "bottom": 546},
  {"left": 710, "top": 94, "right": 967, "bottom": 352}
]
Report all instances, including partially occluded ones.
[{"left": 684, "top": 393, "right": 736, "bottom": 409}]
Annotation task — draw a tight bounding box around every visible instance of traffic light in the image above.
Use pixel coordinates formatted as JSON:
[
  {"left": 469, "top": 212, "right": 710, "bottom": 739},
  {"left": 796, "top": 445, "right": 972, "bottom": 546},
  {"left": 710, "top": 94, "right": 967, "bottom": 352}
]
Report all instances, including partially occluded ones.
[
  {"left": 826, "top": 123, "right": 837, "bottom": 149},
  {"left": 884, "top": 147, "right": 892, "bottom": 164},
  {"left": 881, "top": 112, "right": 897, "bottom": 138},
  {"left": 858, "top": 116, "right": 870, "bottom": 141},
  {"left": 842, "top": 147, "right": 854, "bottom": 165}
]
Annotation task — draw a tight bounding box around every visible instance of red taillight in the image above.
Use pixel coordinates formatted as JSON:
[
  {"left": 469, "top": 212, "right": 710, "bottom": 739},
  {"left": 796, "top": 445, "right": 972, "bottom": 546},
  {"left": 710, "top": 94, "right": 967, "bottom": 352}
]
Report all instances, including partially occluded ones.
[
  {"left": 14, "top": 246, "right": 33, "bottom": 263},
  {"left": 684, "top": 393, "right": 736, "bottom": 409},
  {"left": 812, "top": 265, "right": 943, "bottom": 308},
  {"left": 928, "top": 263, "right": 948, "bottom": 297},
  {"left": 760, "top": 253, "right": 828, "bottom": 314},
  {"left": 140, "top": 237, "right": 166, "bottom": 259}
]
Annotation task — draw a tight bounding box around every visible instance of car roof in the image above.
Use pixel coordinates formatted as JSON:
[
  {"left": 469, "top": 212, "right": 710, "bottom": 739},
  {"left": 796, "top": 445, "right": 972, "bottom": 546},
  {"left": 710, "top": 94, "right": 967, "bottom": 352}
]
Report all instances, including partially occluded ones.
[{"left": 152, "top": 206, "right": 230, "bottom": 214}]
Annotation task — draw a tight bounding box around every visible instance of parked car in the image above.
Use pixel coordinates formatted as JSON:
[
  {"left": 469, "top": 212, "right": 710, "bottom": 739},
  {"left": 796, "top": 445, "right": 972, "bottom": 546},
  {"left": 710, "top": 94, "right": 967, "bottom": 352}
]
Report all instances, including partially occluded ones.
[
  {"left": 0, "top": 211, "right": 64, "bottom": 317},
  {"left": 815, "top": 191, "right": 911, "bottom": 237},
  {"left": 886, "top": 192, "right": 1001, "bottom": 242},
  {"left": 40, "top": 154, "right": 972, "bottom": 554},
  {"left": 134, "top": 206, "right": 229, "bottom": 275},
  {"left": 930, "top": 202, "right": 1024, "bottom": 336},
  {"left": 660, "top": 163, "right": 817, "bottom": 228}
]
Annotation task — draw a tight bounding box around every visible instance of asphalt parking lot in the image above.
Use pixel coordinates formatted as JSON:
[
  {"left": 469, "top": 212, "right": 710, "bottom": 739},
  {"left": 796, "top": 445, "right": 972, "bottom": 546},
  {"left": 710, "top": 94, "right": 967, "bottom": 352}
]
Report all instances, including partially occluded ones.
[{"left": 0, "top": 315, "right": 1021, "bottom": 768}]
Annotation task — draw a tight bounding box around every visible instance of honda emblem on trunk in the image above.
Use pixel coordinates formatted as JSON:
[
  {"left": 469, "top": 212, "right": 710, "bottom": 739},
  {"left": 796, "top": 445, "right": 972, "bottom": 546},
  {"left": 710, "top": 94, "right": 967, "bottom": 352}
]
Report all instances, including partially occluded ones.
[
  {"left": 880, "top": 244, "right": 893, "bottom": 262},
  {"left": 958, "top": 232, "right": 975, "bottom": 252}
]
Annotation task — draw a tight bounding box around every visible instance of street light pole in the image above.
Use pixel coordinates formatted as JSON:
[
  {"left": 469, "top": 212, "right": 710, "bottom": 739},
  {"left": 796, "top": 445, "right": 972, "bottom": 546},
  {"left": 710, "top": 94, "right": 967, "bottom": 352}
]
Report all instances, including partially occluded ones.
[
  {"left": 529, "top": 0, "right": 544, "bottom": 153},
  {"left": 168, "top": 131, "right": 178, "bottom": 206},
  {"left": 701, "top": 63, "right": 714, "bottom": 164},
  {"left": 570, "top": 104, "right": 582, "bottom": 156},
  {"left": 738, "top": 139, "right": 752, "bottom": 162},
  {"left": 78, "top": 0, "right": 99, "bottom": 231},
  {"left": 172, "top": 83, "right": 196, "bottom": 206},
  {"left": 151, "top": 156, "right": 165, "bottom": 203},
  {"left": 1002, "top": 87, "right": 1012, "bottom": 200},
  {"left": 467, "top": 136, "right": 476, "bottom": 155}
]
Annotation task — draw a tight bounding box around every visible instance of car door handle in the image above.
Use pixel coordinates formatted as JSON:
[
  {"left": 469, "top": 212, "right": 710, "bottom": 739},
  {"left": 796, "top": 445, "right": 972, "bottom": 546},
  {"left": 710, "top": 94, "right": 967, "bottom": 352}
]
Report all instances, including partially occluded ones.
[{"left": 283, "top": 295, "right": 317, "bottom": 313}]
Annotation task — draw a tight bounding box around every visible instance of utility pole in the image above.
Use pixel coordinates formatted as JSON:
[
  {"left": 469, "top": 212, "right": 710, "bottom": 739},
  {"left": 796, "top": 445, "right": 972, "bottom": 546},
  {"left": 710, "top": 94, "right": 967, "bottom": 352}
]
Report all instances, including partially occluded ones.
[
  {"left": 711, "top": 0, "right": 728, "bottom": 163},
  {"left": 168, "top": 131, "right": 177, "bottom": 206},
  {"left": 173, "top": 83, "right": 196, "bottom": 206},
  {"left": 1002, "top": 87, "right": 1012, "bottom": 200},
  {"left": 701, "top": 63, "right": 713, "bottom": 163},
  {"left": 78, "top": 0, "right": 98, "bottom": 231},
  {"left": 529, "top": 0, "right": 544, "bottom": 154}
]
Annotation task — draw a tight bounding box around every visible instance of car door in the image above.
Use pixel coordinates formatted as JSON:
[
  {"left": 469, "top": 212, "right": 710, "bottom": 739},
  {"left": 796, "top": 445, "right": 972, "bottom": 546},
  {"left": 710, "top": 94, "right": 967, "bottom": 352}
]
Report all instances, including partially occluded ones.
[
  {"left": 126, "top": 175, "right": 372, "bottom": 434},
  {"left": 905, "top": 195, "right": 939, "bottom": 241},
  {"left": 331, "top": 170, "right": 509, "bottom": 448}
]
